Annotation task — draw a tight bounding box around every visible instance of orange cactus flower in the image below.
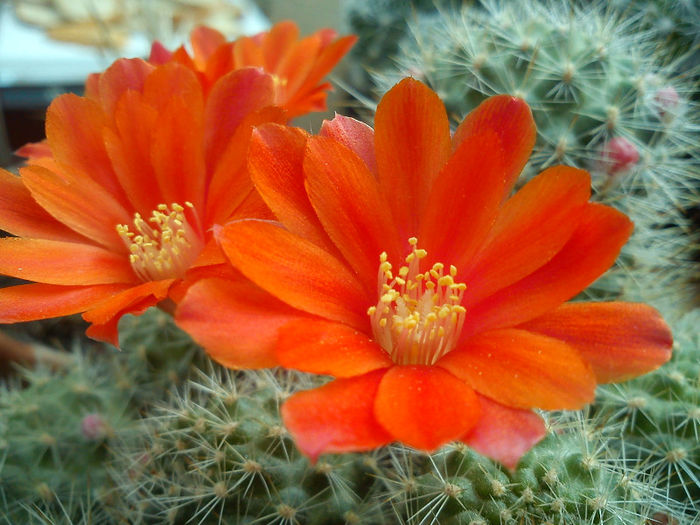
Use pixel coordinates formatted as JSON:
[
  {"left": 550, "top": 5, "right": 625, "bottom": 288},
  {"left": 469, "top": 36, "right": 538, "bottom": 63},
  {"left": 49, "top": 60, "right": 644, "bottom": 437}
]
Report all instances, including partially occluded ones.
[
  {"left": 144, "top": 20, "right": 356, "bottom": 119},
  {"left": 176, "top": 79, "right": 672, "bottom": 468},
  {"left": 0, "top": 57, "right": 288, "bottom": 345}
]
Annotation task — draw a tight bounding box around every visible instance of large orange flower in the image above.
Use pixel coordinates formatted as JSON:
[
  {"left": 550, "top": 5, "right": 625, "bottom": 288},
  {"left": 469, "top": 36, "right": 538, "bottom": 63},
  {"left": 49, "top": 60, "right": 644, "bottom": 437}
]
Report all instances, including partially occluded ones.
[
  {"left": 0, "top": 56, "right": 288, "bottom": 345},
  {"left": 145, "top": 20, "right": 356, "bottom": 118},
  {"left": 176, "top": 79, "right": 672, "bottom": 467}
]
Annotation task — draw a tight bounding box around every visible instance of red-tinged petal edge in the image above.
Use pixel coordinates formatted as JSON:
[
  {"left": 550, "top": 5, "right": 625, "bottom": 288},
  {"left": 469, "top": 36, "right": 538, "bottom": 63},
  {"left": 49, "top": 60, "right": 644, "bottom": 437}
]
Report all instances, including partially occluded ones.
[
  {"left": 83, "top": 279, "right": 173, "bottom": 346},
  {"left": 176, "top": 278, "right": 305, "bottom": 369},
  {"left": 462, "top": 394, "right": 546, "bottom": 470},
  {"left": 374, "top": 365, "right": 481, "bottom": 451},
  {"left": 320, "top": 114, "right": 377, "bottom": 175},
  {"left": 0, "top": 283, "right": 129, "bottom": 323},
  {"left": 276, "top": 318, "right": 392, "bottom": 377},
  {"left": 519, "top": 302, "right": 673, "bottom": 383},
  {"left": 282, "top": 370, "right": 393, "bottom": 462}
]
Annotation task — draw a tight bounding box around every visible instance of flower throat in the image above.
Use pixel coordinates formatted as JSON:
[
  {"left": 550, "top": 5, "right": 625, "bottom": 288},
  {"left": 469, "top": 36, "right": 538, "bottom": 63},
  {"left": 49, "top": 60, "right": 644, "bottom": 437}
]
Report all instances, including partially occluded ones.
[
  {"left": 117, "top": 202, "right": 203, "bottom": 282},
  {"left": 367, "top": 238, "right": 467, "bottom": 365}
]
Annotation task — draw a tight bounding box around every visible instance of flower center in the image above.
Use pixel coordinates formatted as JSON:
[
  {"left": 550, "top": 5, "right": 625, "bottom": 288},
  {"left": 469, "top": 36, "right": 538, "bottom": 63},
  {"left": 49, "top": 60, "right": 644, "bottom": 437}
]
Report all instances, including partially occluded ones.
[
  {"left": 117, "top": 202, "right": 204, "bottom": 282},
  {"left": 367, "top": 238, "right": 467, "bottom": 365}
]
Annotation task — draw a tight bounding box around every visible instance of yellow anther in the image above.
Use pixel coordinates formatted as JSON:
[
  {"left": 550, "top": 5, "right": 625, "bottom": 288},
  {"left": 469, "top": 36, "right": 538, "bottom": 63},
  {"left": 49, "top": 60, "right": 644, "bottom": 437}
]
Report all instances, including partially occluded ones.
[
  {"left": 438, "top": 275, "right": 454, "bottom": 287},
  {"left": 381, "top": 293, "right": 395, "bottom": 303},
  {"left": 117, "top": 202, "right": 203, "bottom": 282},
  {"left": 368, "top": 238, "right": 468, "bottom": 366}
]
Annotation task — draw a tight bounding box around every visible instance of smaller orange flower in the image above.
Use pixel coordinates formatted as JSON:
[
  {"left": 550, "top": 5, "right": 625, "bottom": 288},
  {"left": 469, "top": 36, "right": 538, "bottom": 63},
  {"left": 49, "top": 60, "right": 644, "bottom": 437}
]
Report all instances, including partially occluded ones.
[
  {"left": 144, "top": 20, "right": 356, "bottom": 118},
  {"left": 0, "top": 57, "right": 285, "bottom": 345},
  {"left": 176, "top": 79, "right": 673, "bottom": 468}
]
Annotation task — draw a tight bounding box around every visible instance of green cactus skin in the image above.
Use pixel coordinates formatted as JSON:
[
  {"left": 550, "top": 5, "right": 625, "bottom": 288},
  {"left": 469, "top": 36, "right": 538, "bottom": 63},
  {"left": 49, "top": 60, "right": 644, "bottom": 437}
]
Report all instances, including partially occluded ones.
[
  {"left": 108, "top": 360, "right": 692, "bottom": 524},
  {"left": 0, "top": 350, "right": 133, "bottom": 524}
]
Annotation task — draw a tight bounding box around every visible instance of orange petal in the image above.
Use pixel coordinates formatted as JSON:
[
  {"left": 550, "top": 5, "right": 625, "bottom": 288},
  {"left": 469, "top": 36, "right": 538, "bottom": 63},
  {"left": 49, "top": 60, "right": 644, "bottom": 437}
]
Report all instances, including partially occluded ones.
[
  {"left": 20, "top": 165, "right": 131, "bottom": 252},
  {"left": 97, "top": 58, "right": 154, "bottom": 116},
  {"left": 374, "top": 365, "right": 480, "bottom": 451},
  {"left": 232, "top": 35, "right": 265, "bottom": 69},
  {"left": 275, "top": 34, "right": 322, "bottom": 103},
  {"left": 276, "top": 319, "right": 392, "bottom": 377},
  {"left": 141, "top": 64, "right": 206, "bottom": 207},
  {"left": 261, "top": 21, "right": 299, "bottom": 73},
  {"left": 418, "top": 130, "right": 506, "bottom": 266},
  {"left": 103, "top": 91, "right": 161, "bottom": 213},
  {"left": 462, "top": 395, "right": 546, "bottom": 470},
  {"left": 288, "top": 34, "right": 356, "bottom": 114},
  {"left": 453, "top": 95, "right": 535, "bottom": 197},
  {"left": 83, "top": 279, "right": 173, "bottom": 345},
  {"left": 520, "top": 302, "right": 673, "bottom": 383},
  {"left": 227, "top": 188, "right": 276, "bottom": 222},
  {"left": 190, "top": 25, "right": 226, "bottom": 64},
  {"left": 281, "top": 370, "right": 392, "bottom": 462},
  {"left": 150, "top": 88, "right": 206, "bottom": 209},
  {"left": 45, "top": 94, "right": 128, "bottom": 205},
  {"left": 247, "top": 124, "right": 334, "bottom": 251},
  {"left": 176, "top": 277, "right": 303, "bottom": 369},
  {"left": 205, "top": 106, "right": 287, "bottom": 225},
  {"left": 148, "top": 41, "right": 172, "bottom": 64},
  {"left": 0, "top": 168, "right": 84, "bottom": 242},
  {"left": 462, "top": 166, "right": 591, "bottom": 305},
  {"left": 16, "top": 140, "right": 51, "bottom": 159},
  {"left": 462, "top": 203, "right": 633, "bottom": 336},
  {"left": 0, "top": 238, "right": 134, "bottom": 285},
  {"left": 0, "top": 283, "right": 129, "bottom": 323},
  {"left": 204, "top": 67, "right": 275, "bottom": 170},
  {"left": 218, "top": 220, "right": 370, "bottom": 329},
  {"left": 374, "top": 78, "right": 451, "bottom": 237},
  {"left": 438, "top": 329, "right": 596, "bottom": 410},
  {"left": 320, "top": 114, "right": 376, "bottom": 174},
  {"left": 305, "top": 136, "right": 400, "bottom": 287}
]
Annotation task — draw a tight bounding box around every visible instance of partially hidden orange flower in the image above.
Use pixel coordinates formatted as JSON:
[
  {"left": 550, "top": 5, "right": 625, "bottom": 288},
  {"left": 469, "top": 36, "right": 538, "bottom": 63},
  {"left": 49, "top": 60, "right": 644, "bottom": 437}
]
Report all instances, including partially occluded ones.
[
  {"left": 176, "top": 78, "right": 673, "bottom": 468},
  {"left": 0, "top": 56, "right": 289, "bottom": 344},
  {"left": 146, "top": 20, "right": 356, "bottom": 118}
]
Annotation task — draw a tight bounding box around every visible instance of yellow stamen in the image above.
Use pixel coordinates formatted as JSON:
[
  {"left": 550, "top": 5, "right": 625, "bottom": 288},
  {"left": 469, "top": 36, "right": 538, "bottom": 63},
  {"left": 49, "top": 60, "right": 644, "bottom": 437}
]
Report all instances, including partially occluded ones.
[
  {"left": 367, "top": 239, "right": 468, "bottom": 365},
  {"left": 117, "top": 202, "right": 203, "bottom": 282}
]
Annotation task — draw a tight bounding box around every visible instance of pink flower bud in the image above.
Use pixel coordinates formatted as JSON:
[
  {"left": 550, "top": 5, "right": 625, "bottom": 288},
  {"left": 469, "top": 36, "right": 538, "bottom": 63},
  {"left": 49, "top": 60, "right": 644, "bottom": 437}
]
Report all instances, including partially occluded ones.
[
  {"left": 600, "top": 137, "right": 639, "bottom": 175},
  {"left": 81, "top": 413, "right": 110, "bottom": 440},
  {"left": 654, "top": 86, "right": 679, "bottom": 119}
]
